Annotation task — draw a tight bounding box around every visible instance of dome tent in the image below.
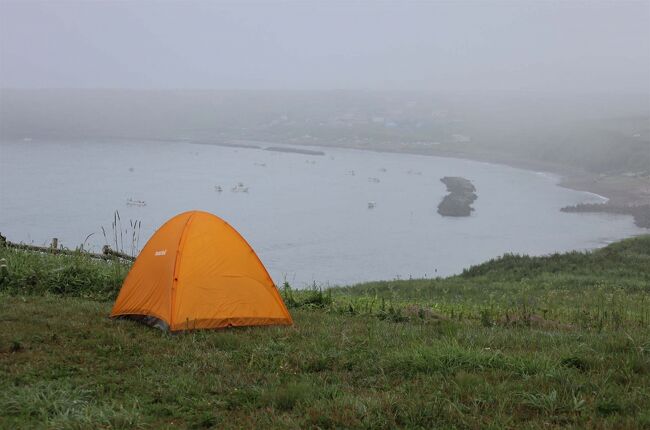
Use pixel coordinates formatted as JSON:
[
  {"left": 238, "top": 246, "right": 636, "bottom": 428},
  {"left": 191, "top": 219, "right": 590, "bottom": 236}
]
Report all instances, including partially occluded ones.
[{"left": 110, "top": 211, "right": 292, "bottom": 331}]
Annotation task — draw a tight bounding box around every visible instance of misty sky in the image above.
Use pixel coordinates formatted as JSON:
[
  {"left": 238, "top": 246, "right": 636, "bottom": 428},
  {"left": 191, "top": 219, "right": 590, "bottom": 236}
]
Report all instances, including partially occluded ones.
[{"left": 1, "top": 1, "right": 649, "bottom": 93}]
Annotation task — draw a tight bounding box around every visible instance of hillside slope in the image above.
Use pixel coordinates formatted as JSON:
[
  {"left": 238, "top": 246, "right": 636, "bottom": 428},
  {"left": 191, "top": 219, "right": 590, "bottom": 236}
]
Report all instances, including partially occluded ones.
[{"left": 1, "top": 236, "right": 649, "bottom": 429}]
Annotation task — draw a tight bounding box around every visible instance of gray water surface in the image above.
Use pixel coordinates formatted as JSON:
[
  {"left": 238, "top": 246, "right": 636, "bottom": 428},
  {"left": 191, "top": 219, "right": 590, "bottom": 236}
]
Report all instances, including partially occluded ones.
[{"left": 0, "top": 140, "right": 643, "bottom": 287}]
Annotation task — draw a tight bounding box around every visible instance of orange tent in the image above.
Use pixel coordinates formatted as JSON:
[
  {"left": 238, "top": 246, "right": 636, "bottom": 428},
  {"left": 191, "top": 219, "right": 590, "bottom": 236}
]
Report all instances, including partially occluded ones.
[{"left": 110, "top": 211, "right": 293, "bottom": 331}]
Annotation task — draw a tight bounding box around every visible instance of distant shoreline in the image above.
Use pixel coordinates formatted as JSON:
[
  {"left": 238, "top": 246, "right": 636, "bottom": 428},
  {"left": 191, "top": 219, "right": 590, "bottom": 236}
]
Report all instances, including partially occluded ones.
[
  {"left": 212, "top": 137, "right": 650, "bottom": 228},
  {"left": 5, "top": 135, "right": 648, "bottom": 228},
  {"left": 211, "top": 137, "right": 648, "bottom": 207}
]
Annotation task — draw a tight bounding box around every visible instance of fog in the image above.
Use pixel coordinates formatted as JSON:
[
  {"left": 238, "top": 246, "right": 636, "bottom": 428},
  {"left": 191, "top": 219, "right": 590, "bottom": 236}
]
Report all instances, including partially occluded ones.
[
  {"left": 1, "top": 1, "right": 649, "bottom": 281},
  {"left": 1, "top": 1, "right": 649, "bottom": 93},
  {"left": 2, "top": 2, "right": 650, "bottom": 422}
]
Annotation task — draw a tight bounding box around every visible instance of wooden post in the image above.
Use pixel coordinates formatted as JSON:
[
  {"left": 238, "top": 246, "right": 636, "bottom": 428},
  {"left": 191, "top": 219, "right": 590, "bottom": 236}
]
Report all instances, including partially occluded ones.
[{"left": 0, "top": 258, "right": 7, "bottom": 283}]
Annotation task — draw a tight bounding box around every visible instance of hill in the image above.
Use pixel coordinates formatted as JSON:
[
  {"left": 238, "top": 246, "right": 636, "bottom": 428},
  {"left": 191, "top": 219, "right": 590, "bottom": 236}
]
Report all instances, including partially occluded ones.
[{"left": 1, "top": 235, "right": 649, "bottom": 429}]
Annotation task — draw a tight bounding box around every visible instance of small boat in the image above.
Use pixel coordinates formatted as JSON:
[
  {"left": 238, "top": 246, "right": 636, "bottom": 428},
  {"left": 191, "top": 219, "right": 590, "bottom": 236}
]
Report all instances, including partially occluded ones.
[
  {"left": 231, "top": 183, "right": 249, "bottom": 193},
  {"left": 367, "top": 201, "right": 376, "bottom": 209},
  {"left": 214, "top": 185, "right": 223, "bottom": 192},
  {"left": 126, "top": 198, "right": 146, "bottom": 207}
]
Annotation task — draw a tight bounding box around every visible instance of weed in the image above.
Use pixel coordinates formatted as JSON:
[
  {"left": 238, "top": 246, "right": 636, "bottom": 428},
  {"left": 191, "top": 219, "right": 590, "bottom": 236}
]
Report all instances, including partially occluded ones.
[
  {"left": 9, "top": 340, "right": 22, "bottom": 353},
  {"left": 560, "top": 356, "right": 590, "bottom": 372},
  {"left": 0, "top": 235, "right": 649, "bottom": 428},
  {"left": 597, "top": 399, "right": 624, "bottom": 416}
]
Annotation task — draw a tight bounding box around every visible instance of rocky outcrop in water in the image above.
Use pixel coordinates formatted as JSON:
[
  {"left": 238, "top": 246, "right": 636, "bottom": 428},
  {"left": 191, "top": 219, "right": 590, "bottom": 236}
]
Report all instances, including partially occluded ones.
[
  {"left": 561, "top": 203, "right": 650, "bottom": 229},
  {"left": 437, "top": 177, "right": 477, "bottom": 217}
]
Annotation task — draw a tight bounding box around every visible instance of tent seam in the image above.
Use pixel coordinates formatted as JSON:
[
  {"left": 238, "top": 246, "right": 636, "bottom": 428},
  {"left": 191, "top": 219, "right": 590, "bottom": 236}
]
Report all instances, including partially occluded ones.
[{"left": 170, "top": 212, "right": 196, "bottom": 327}]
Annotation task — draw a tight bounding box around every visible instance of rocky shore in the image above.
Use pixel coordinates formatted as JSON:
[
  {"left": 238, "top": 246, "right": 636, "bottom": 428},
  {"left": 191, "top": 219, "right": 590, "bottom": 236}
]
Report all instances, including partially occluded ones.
[
  {"left": 437, "top": 176, "right": 477, "bottom": 217},
  {"left": 561, "top": 203, "right": 650, "bottom": 229}
]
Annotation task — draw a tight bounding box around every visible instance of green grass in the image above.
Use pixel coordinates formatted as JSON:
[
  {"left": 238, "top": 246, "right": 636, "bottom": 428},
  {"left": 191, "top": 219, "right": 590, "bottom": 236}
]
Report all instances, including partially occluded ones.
[
  {"left": 0, "top": 247, "right": 127, "bottom": 301},
  {"left": 1, "top": 236, "right": 649, "bottom": 429}
]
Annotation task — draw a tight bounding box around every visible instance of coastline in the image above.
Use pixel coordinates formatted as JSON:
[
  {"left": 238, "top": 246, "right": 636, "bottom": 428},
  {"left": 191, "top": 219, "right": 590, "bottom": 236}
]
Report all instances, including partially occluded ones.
[
  {"left": 219, "top": 137, "right": 650, "bottom": 208},
  {"left": 217, "top": 137, "right": 650, "bottom": 228},
  {"left": 418, "top": 149, "right": 649, "bottom": 229},
  {"left": 390, "top": 147, "right": 647, "bottom": 208},
  {"left": 10, "top": 136, "right": 647, "bottom": 226}
]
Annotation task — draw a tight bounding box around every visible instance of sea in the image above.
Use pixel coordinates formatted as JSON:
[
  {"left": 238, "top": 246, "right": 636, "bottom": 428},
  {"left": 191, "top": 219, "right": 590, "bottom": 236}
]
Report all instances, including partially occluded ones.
[{"left": 0, "top": 139, "right": 643, "bottom": 287}]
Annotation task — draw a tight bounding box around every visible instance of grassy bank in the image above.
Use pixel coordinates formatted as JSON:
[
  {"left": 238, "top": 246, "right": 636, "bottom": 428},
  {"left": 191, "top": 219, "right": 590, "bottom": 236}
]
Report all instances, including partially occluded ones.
[{"left": 1, "top": 236, "right": 649, "bottom": 429}]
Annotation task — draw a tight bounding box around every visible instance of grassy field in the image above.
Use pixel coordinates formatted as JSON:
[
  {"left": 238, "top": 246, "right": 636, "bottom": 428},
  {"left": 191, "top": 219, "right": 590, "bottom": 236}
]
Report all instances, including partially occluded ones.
[{"left": 1, "top": 236, "right": 649, "bottom": 429}]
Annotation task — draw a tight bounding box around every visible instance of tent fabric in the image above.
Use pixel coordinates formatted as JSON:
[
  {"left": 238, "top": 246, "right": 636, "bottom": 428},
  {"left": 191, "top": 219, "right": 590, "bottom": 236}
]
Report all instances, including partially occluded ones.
[{"left": 110, "top": 211, "right": 293, "bottom": 331}]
